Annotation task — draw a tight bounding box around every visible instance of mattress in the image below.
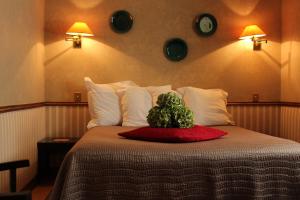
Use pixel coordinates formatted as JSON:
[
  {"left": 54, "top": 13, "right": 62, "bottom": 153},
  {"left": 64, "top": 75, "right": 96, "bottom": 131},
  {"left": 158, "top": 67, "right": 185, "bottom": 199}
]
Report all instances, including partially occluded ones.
[{"left": 48, "top": 126, "right": 300, "bottom": 200}]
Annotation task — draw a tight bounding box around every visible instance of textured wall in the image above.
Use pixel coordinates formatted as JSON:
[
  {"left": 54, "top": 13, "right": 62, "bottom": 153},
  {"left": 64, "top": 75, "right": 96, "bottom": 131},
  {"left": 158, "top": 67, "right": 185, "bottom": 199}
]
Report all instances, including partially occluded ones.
[
  {"left": 0, "top": 108, "right": 46, "bottom": 192},
  {"left": 281, "top": 0, "right": 300, "bottom": 102},
  {"left": 0, "top": 0, "right": 45, "bottom": 106},
  {"left": 45, "top": 0, "right": 282, "bottom": 102},
  {"left": 46, "top": 105, "right": 281, "bottom": 138}
]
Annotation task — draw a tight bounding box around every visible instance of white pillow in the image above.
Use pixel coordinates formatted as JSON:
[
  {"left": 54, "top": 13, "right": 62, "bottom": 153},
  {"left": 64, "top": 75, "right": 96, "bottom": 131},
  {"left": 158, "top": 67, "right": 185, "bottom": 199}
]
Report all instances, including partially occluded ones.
[
  {"left": 120, "top": 87, "right": 152, "bottom": 127},
  {"left": 146, "top": 85, "right": 172, "bottom": 106},
  {"left": 119, "top": 85, "right": 176, "bottom": 127},
  {"left": 177, "top": 87, "right": 234, "bottom": 126},
  {"left": 84, "top": 77, "right": 138, "bottom": 129}
]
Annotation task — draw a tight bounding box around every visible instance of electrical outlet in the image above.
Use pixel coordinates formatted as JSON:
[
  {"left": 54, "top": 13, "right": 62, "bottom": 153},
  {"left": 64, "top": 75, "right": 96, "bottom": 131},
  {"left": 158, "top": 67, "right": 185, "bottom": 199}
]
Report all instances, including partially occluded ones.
[
  {"left": 74, "top": 92, "right": 82, "bottom": 102},
  {"left": 252, "top": 94, "right": 259, "bottom": 102}
]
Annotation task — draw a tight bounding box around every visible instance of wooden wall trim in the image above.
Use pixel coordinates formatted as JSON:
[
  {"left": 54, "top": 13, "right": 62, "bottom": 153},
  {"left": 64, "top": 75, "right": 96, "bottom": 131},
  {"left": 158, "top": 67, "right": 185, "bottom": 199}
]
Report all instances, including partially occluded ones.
[
  {"left": 44, "top": 102, "right": 88, "bottom": 106},
  {"left": 45, "top": 101, "right": 297, "bottom": 107},
  {"left": 1, "top": 101, "right": 300, "bottom": 114},
  {"left": 228, "top": 102, "right": 300, "bottom": 107},
  {"left": 281, "top": 102, "right": 300, "bottom": 107},
  {"left": 0, "top": 103, "right": 44, "bottom": 114},
  {"left": 227, "top": 102, "right": 282, "bottom": 106},
  {"left": 44, "top": 101, "right": 284, "bottom": 107}
]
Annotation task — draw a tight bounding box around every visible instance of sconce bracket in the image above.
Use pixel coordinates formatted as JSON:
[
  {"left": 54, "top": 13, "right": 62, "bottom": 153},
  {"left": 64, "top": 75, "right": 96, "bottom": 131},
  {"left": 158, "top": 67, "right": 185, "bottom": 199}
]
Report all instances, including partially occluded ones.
[
  {"left": 252, "top": 37, "right": 267, "bottom": 51},
  {"left": 65, "top": 35, "right": 82, "bottom": 48}
]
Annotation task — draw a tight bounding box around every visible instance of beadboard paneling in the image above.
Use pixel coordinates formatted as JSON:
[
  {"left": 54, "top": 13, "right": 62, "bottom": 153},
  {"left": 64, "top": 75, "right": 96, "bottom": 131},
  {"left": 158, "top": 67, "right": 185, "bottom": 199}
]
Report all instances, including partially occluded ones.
[
  {"left": 0, "top": 107, "right": 45, "bottom": 192},
  {"left": 46, "top": 105, "right": 281, "bottom": 138},
  {"left": 45, "top": 106, "right": 89, "bottom": 138},
  {"left": 280, "top": 106, "right": 300, "bottom": 142},
  {"left": 228, "top": 105, "right": 281, "bottom": 137}
]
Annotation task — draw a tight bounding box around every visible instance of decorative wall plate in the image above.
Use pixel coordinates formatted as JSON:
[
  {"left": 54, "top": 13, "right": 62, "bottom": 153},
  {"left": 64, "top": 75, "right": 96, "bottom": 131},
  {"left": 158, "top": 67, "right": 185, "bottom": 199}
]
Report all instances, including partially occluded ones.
[
  {"left": 164, "top": 38, "right": 188, "bottom": 62},
  {"left": 110, "top": 10, "right": 133, "bottom": 33},
  {"left": 194, "top": 13, "right": 217, "bottom": 36}
]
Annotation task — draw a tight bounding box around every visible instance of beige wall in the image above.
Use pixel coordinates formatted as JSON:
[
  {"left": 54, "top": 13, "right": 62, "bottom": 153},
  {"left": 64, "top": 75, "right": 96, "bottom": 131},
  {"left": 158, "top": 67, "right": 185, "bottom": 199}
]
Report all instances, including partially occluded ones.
[
  {"left": 281, "top": 0, "right": 300, "bottom": 102},
  {"left": 45, "top": 0, "right": 282, "bottom": 102},
  {"left": 0, "top": 0, "right": 46, "bottom": 192},
  {"left": 0, "top": 0, "right": 45, "bottom": 106}
]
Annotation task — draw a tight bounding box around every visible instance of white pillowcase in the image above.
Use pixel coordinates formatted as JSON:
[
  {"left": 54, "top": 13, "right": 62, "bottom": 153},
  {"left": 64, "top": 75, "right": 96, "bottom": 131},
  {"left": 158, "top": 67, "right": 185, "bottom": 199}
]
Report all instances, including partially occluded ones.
[
  {"left": 119, "top": 85, "right": 176, "bottom": 127},
  {"left": 177, "top": 87, "right": 234, "bottom": 126},
  {"left": 84, "top": 77, "right": 138, "bottom": 129},
  {"left": 146, "top": 85, "right": 172, "bottom": 106},
  {"left": 120, "top": 87, "right": 152, "bottom": 127}
]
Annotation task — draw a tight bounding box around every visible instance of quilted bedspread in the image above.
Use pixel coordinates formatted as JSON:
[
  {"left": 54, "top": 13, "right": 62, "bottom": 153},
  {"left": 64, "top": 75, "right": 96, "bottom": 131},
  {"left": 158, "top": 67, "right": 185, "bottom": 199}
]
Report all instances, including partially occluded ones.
[{"left": 48, "top": 126, "right": 300, "bottom": 200}]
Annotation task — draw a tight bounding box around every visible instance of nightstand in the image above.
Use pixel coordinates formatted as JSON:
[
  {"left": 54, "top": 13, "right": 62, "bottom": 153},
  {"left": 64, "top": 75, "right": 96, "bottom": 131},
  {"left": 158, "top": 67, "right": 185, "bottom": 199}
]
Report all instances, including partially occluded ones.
[{"left": 37, "top": 137, "right": 79, "bottom": 182}]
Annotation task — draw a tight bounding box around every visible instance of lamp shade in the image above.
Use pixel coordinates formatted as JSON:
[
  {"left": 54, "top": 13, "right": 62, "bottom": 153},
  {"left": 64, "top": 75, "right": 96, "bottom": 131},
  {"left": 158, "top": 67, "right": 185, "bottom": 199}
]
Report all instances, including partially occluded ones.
[
  {"left": 239, "top": 25, "right": 266, "bottom": 40},
  {"left": 66, "top": 22, "right": 94, "bottom": 37}
]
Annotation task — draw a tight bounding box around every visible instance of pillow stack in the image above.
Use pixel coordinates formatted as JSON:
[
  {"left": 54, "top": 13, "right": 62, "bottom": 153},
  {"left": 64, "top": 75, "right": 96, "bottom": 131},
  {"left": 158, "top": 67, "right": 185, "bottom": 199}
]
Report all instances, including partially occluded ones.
[
  {"left": 85, "top": 77, "right": 234, "bottom": 129},
  {"left": 85, "top": 77, "right": 176, "bottom": 128},
  {"left": 84, "top": 77, "right": 138, "bottom": 129}
]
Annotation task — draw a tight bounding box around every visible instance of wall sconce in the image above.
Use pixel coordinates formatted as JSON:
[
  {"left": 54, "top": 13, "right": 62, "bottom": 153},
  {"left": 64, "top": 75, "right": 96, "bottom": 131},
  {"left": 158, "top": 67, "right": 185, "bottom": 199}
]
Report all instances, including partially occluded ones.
[
  {"left": 239, "top": 25, "right": 267, "bottom": 51},
  {"left": 65, "top": 22, "right": 94, "bottom": 48}
]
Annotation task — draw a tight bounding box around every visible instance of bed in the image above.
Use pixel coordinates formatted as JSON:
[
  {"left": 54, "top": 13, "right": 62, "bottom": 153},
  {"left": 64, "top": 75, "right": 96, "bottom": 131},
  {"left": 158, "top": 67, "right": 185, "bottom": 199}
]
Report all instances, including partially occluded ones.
[{"left": 48, "top": 126, "right": 300, "bottom": 200}]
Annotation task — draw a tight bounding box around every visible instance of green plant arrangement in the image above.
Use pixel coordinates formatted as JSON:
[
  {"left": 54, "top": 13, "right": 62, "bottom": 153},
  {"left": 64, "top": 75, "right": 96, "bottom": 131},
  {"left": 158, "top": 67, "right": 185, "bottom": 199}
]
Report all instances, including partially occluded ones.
[{"left": 147, "top": 92, "right": 194, "bottom": 128}]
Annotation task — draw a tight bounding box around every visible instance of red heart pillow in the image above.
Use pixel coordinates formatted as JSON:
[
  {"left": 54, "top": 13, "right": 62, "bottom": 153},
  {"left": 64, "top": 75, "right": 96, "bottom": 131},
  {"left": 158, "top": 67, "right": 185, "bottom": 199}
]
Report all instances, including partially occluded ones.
[{"left": 118, "top": 125, "right": 227, "bottom": 143}]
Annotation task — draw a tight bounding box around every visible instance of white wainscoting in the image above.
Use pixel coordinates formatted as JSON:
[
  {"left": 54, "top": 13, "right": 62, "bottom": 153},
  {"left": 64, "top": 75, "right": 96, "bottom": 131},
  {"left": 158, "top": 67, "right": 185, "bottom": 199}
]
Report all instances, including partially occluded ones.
[
  {"left": 46, "top": 105, "right": 281, "bottom": 138},
  {"left": 45, "top": 106, "right": 89, "bottom": 138},
  {"left": 0, "top": 107, "right": 45, "bottom": 192},
  {"left": 280, "top": 106, "right": 300, "bottom": 142},
  {"left": 227, "top": 105, "right": 281, "bottom": 137}
]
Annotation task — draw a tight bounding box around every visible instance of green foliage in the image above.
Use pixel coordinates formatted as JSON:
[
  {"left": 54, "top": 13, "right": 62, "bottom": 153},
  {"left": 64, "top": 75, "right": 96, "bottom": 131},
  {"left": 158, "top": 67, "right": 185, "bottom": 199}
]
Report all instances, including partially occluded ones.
[{"left": 147, "top": 92, "right": 194, "bottom": 128}]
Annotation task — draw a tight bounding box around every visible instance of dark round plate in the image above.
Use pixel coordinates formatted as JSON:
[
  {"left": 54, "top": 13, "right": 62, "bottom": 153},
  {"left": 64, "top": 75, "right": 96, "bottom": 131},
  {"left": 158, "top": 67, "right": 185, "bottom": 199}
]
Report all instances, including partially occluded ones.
[
  {"left": 164, "top": 38, "right": 188, "bottom": 62},
  {"left": 110, "top": 10, "right": 133, "bottom": 33},
  {"left": 194, "top": 13, "right": 217, "bottom": 37}
]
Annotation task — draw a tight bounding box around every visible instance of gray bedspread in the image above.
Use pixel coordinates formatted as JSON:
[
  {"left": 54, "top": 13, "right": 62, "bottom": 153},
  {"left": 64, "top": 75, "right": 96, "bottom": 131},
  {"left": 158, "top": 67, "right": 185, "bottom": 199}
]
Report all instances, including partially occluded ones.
[{"left": 48, "top": 126, "right": 300, "bottom": 200}]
